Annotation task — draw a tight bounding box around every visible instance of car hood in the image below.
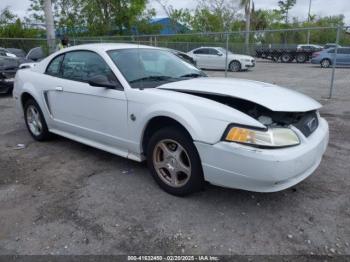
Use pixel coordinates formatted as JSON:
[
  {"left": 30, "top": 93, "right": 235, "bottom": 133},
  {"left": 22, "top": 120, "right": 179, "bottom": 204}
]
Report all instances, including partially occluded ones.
[{"left": 156, "top": 77, "right": 321, "bottom": 112}]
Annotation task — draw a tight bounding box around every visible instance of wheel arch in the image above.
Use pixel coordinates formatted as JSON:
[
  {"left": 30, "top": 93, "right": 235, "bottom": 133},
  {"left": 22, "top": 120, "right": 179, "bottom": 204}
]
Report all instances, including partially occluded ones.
[
  {"left": 21, "top": 92, "right": 36, "bottom": 109},
  {"left": 228, "top": 59, "right": 242, "bottom": 71},
  {"left": 229, "top": 59, "right": 241, "bottom": 66},
  {"left": 141, "top": 116, "right": 193, "bottom": 156},
  {"left": 321, "top": 58, "right": 332, "bottom": 64}
]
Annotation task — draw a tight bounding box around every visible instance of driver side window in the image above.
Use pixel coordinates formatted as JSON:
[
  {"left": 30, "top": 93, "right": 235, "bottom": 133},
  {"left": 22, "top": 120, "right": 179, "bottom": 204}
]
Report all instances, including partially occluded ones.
[{"left": 60, "top": 51, "right": 118, "bottom": 86}]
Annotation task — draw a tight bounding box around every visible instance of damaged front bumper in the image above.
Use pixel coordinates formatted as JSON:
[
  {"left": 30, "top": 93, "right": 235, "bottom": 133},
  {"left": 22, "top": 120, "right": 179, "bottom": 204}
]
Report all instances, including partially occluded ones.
[{"left": 195, "top": 117, "right": 329, "bottom": 192}]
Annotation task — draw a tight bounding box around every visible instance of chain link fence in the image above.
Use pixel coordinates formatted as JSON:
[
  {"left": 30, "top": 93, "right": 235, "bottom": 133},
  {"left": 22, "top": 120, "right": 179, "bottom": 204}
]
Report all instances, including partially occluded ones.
[{"left": 1, "top": 26, "right": 349, "bottom": 99}]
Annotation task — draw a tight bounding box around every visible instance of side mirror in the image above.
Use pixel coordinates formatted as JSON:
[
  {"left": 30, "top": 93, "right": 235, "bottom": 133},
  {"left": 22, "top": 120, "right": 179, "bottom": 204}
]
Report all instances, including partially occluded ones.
[
  {"left": 217, "top": 53, "right": 223, "bottom": 56},
  {"left": 26, "top": 47, "right": 45, "bottom": 61},
  {"left": 88, "top": 75, "right": 120, "bottom": 89}
]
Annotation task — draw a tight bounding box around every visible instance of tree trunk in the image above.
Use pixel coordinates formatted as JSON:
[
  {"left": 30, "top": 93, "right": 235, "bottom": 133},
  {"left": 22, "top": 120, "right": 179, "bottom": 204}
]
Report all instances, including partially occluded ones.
[{"left": 43, "top": 0, "right": 56, "bottom": 53}]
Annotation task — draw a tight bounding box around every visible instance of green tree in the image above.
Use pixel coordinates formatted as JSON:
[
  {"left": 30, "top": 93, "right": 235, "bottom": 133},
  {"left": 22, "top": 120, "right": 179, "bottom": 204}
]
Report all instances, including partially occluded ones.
[
  {"left": 278, "top": 0, "right": 296, "bottom": 24},
  {"left": 191, "top": 0, "right": 238, "bottom": 32},
  {"left": 26, "top": 0, "right": 158, "bottom": 36},
  {"left": 0, "top": 6, "right": 18, "bottom": 24}
]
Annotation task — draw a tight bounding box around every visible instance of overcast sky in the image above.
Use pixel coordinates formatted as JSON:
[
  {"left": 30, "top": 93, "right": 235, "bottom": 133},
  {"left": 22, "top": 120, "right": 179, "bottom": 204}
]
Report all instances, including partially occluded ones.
[{"left": 1, "top": 0, "right": 350, "bottom": 24}]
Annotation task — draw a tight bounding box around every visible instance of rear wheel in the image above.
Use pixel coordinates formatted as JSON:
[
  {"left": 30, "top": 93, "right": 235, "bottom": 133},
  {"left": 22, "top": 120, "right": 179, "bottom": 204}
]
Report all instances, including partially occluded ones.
[
  {"left": 281, "top": 53, "right": 292, "bottom": 63},
  {"left": 229, "top": 60, "right": 241, "bottom": 72},
  {"left": 147, "top": 127, "right": 204, "bottom": 196},
  {"left": 320, "top": 59, "right": 331, "bottom": 68},
  {"left": 24, "top": 99, "right": 51, "bottom": 141}
]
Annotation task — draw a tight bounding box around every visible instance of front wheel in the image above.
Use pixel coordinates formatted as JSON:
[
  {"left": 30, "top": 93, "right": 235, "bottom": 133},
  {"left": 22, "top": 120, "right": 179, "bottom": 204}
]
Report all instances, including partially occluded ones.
[
  {"left": 147, "top": 127, "right": 204, "bottom": 196},
  {"left": 320, "top": 59, "right": 331, "bottom": 68},
  {"left": 229, "top": 61, "right": 241, "bottom": 72}
]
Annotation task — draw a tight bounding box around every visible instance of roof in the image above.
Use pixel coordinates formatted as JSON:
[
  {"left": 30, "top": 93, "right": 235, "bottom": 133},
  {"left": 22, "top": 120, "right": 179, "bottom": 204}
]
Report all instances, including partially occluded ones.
[
  {"left": 58, "top": 43, "right": 158, "bottom": 53},
  {"left": 150, "top": 17, "right": 190, "bottom": 35},
  {"left": 151, "top": 17, "right": 168, "bottom": 23}
]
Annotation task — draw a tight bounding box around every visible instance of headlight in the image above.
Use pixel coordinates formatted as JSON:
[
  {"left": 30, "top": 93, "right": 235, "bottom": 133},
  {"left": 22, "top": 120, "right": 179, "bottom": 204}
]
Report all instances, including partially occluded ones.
[{"left": 224, "top": 126, "right": 300, "bottom": 148}]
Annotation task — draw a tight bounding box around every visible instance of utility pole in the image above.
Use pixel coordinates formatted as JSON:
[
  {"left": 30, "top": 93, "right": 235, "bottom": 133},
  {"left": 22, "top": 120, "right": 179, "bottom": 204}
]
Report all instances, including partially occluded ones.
[
  {"left": 43, "top": 0, "right": 56, "bottom": 53},
  {"left": 306, "top": 0, "right": 312, "bottom": 44},
  {"left": 329, "top": 25, "right": 341, "bottom": 99}
]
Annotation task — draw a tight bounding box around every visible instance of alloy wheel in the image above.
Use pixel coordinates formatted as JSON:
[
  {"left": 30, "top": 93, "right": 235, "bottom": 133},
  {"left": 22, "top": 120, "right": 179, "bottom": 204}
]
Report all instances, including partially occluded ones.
[
  {"left": 321, "top": 59, "right": 330, "bottom": 68},
  {"left": 26, "top": 105, "right": 43, "bottom": 136},
  {"left": 230, "top": 61, "right": 241, "bottom": 72},
  {"left": 152, "top": 139, "right": 191, "bottom": 188}
]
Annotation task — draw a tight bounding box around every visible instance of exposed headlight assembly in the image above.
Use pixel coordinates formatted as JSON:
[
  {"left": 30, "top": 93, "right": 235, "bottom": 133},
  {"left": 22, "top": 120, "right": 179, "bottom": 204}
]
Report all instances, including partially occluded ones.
[{"left": 223, "top": 126, "right": 300, "bottom": 148}]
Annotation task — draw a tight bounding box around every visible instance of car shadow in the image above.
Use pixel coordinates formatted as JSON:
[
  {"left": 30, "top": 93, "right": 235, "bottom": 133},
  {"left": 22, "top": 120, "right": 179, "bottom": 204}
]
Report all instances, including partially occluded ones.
[
  {"left": 50, "top": 135, "right": 301, "bottom": 207},
  {"left": 310, "top": 65, "right": 350, "bottom": 69}
]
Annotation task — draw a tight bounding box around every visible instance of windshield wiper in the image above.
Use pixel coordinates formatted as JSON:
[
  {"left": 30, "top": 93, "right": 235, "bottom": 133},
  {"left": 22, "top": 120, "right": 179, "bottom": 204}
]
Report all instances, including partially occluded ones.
[
  {"left": 129, "top": 76, "right": 176, "bottom": 83},
  {"left": 180, "top": 73, "right": 205, "bottom": 78}
]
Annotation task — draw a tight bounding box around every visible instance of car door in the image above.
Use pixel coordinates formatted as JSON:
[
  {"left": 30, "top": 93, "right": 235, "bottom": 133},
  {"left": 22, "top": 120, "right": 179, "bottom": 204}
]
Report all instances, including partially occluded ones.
[
  {"left": 45, "top": 50, "right": 129, "bottom": 154},
  {"left": 192, "top": 48, "right": 212, "bottom": 69},
  {"left": 337, "top": 48, "right": 350, "bottom": 65},
  {"left": 344, "top": 48, "right": 350, "bottom": 65},
  {"left": 335, "top": 48, "right": 347, "bottom": 64},
  {"left": 207, "top": 48, "right": 225, "bottom": 69}
]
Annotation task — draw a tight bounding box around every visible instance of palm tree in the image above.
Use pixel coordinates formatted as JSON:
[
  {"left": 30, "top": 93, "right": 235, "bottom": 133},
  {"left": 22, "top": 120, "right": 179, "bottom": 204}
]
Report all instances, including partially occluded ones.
[{"left": 240, "top": 0, "right": 253, "bottom": 53}]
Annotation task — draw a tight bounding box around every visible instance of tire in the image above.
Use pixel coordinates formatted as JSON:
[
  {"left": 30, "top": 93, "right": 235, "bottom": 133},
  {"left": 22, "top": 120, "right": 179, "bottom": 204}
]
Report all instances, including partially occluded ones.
[
  {"left": 320, "top": 59, "right": 331, "bottom": 68},
  {"left": 272, "top": 55, "right": 279, "bottom": 62},
  {"left": 296, "top": 53, "right": 307, "bottom": 63},
  {"left": 281, "top": 53, "right": 292, "bottom": 63},
  {"left": 24, "top": 99, "right": 52, "bottom": 141},
  {"left": 147, "top": 127, "right": 204, "bottom": 196},
  {"left": 229, "top": 60, "right": 241, "bottom": 72}
]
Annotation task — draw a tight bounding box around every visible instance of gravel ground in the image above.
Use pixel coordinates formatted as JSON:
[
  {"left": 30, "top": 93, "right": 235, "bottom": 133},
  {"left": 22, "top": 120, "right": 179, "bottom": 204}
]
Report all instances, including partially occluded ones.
[{"left": 0, "top": 61, "right": 349, "bottom": 256}]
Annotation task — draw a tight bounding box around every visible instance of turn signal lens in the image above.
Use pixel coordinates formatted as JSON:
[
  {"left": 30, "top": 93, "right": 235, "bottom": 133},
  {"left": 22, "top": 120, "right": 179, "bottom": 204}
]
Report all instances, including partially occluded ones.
[{"left": 225, "top": 127, "right": 300, "bottom": 148}]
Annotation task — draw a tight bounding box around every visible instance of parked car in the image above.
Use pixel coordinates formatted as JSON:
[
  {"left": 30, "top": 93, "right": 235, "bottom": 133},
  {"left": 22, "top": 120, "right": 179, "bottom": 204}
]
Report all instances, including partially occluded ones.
[
  {"left": 6, "top": 48, "right": 27, "bottom": 59},
  {"left": 323, "top": 43, "right": 342, "bottom": 50},
  {"left": 14, "top": 44, "right": 329, "bottom": 196},
  {"left": 0, "top": 56, "right": 18, "bottom": 94},
  {"left": 187, "top": 47, "right": 255, "bottom": 72},
  {"left": 0, "top": 47, "right": 45, "bottom": 94},
  {"left": 311, "top": 47, "right": 350, "bottom": 68},
  {"left": 0, "top": 48, "right": 16, "bottom": 58},
  {"left": 296, "top": 44, "right": 323, "bottom": 52}
]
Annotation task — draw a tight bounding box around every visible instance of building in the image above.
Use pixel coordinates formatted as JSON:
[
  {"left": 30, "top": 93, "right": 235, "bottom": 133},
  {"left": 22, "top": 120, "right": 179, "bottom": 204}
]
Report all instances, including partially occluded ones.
[{"left": 150, "top": 17, "right": 190, "bottom": 35}]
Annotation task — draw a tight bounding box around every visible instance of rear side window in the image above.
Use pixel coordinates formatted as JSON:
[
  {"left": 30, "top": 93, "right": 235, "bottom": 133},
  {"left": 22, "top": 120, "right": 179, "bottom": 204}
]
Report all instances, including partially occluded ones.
[
  {"left": 194, "top": 49, "right": 204, "bottom": 54},
  {"left": 194, "top": 48, "right": 210, "bottom": 55},
  {"left": 46, "top": 55, "right": 64, "bottom": 76}
]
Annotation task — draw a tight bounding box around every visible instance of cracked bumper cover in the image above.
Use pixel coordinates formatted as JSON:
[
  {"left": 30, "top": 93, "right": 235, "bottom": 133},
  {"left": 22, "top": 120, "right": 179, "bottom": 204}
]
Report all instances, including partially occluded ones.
[{"left": 195, "top": 117, "right": 329, "bottom": 192}]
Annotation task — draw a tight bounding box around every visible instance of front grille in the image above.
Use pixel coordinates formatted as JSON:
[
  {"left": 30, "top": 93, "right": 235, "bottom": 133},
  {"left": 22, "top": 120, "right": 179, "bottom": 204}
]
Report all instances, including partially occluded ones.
[{"left": 293, "top": 111, "right": 319, "bottom": 137}]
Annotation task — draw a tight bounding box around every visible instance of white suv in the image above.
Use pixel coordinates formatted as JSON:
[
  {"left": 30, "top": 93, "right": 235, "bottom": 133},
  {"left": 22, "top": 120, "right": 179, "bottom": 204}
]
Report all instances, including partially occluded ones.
[{"left": 187, "top": 47, "right": 255, "bottom": 72}]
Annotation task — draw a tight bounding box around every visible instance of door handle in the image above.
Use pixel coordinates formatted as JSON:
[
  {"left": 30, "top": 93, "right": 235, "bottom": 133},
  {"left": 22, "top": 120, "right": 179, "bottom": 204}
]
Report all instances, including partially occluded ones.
[{"left": 55, "top": 86, "right": 63, "bottom": 92}]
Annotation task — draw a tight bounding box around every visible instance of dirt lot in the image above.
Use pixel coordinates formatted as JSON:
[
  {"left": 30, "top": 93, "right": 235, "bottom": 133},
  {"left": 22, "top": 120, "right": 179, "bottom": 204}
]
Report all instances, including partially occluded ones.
[{"left": 0, "top": 61, "right": 349, "bottom": 255}]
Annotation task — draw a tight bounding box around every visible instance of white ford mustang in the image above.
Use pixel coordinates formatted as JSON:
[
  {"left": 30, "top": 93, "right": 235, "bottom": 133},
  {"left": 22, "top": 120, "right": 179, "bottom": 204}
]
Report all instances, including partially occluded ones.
[{"left": 13, "top": 44, "right": 329, "bottom": 196}]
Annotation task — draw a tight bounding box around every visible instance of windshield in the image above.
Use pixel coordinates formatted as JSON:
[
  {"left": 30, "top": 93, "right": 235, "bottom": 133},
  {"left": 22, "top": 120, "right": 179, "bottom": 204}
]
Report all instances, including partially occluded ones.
[{"left": 108, "top": 48, "right": 205, "bottom": 88}]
